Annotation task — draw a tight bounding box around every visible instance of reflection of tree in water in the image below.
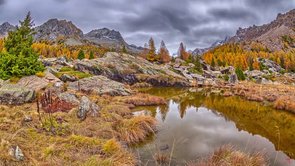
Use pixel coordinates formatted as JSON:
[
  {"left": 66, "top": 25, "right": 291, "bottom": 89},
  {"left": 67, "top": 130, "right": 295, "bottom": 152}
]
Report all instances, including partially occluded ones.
[
  {"left": 203, "top": 95, "right": 295, "bottom": 159},
  {"left": 158, "top": 104, "right": 169, "bottom": 122},
  {"left": 174, "top": 92, "right": 206, "bottom": 118}
]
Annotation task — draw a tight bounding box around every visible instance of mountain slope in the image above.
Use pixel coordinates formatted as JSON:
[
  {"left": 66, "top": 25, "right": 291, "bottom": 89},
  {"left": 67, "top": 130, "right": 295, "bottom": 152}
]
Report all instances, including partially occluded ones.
[{"left": 229, "top": 9, "right": 295, "bottom": 51}]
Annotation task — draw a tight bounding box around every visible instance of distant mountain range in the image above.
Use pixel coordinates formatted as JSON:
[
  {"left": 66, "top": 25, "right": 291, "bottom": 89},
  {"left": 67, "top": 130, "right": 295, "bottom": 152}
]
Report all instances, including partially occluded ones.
[
  {"left": 193, "top": 9, "right": 295, "bottom": 55},
  {"left": 192, "top": 36, "right": 230, "bottom": 56},
  {"left": 0, "top": 18, "right": 143, "bottom": 54}
]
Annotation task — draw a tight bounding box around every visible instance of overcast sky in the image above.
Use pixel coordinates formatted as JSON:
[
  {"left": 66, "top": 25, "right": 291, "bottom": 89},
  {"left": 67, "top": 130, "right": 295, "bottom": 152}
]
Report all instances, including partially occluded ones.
[{"left": 0, "top": 0, "right": 294, "bottom": 52}]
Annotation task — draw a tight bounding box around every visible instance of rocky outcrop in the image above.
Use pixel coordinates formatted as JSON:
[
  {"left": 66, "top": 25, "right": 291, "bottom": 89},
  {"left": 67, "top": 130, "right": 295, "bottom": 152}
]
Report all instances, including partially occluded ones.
[
  {"left": 16, "top": 71, "right": 63, "bottom": 91},
  {"left": 0, "top": 84, "right": 35, "bottom": 105},
  {"left": 229, "top": 74, "right": 239, "bottom": 84},
  {"left": 9, "top": 145, "right": 24, "bottom": 161},
  {"left": 74, "top": 52, "right": 189, "bottom": 87},
  {"left": 229, "top": 9, "right": 295, "bottom": 51},
  {"left": 68, "top": 76, "right": 132, "bottom": 96},
  {"left": 77, "top": 96, "right": 100, "bottom": 121},
  {"left": 58, "top": 92, "right": 80, "bottom": 105}
]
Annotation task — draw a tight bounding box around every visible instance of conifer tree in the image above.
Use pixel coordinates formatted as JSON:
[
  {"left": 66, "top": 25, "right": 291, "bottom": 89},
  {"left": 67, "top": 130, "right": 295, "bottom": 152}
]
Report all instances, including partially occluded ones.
[
  {"left": 122, "top": 45, "right": 127, "bottom": 54},
  {"left": 158, "top": 40, "right": 171, "bottom": 63},
  {"left": 89, "top": 51, "right": 94, "bottom": 59},
  {"left": 0, "top": 12, "right": 44, "bottom": 80},
  {"left": 77, "top": 50, "right": 85, "bottom": 60},
  {"left": 147, "top": 37, "right": 156, "bottom": 61}
]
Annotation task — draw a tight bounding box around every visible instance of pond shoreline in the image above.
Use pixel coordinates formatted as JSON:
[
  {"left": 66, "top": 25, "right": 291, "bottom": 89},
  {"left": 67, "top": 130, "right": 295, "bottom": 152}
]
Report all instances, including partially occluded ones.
[{"left": 133, "top": 87, "right": 295, "bottom": 166}]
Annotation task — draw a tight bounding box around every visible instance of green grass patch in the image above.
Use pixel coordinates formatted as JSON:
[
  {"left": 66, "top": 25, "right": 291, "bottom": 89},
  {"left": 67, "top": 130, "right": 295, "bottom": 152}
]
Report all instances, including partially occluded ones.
[{"left": 55, "top": 67, "right": 92, "bottom": 80}]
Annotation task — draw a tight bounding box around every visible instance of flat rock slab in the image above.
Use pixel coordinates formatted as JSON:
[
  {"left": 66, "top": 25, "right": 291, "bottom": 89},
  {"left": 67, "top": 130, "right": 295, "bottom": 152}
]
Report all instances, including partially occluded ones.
[
  {"left": 16, "top": 71, "right": 62, "bottom": 91},
  {"left": 68, "top": 76, "right": 131, "bottom": 96},
  {"left": 0, "top": 84, "right": 35, "bottom": 105}
]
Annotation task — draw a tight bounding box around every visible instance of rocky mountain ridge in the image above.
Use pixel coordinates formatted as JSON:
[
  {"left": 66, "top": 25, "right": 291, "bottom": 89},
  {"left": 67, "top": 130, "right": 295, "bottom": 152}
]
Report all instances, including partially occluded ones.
[
  {"left": 192, "top": 9, "right": 295, "bottom": 55},
  {"left": 0, "top": 19, "right": 143, "bottom": 54},
  {"left": 229, "top": 9, "right": 295, "bottom": 51}
]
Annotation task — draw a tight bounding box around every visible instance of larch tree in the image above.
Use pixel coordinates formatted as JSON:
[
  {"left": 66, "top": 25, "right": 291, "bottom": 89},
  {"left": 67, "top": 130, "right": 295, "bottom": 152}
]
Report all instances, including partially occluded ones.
[
  {"left": 147, "top": 37, "right": 156, "bottom": 61},
  {"left": 178, "top": 42, "right": 189, "bottom": 61},
  {"left": 158, "top": 40, "right": 171, "bottom": 63}
]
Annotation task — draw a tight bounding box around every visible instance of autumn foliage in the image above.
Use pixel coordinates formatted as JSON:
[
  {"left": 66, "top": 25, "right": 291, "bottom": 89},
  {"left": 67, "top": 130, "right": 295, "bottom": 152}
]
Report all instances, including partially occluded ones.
[
  {"left": 178, "top": 42, "right": 190, "bottom": 61},
  {"left": 203, "top": 42, "right": 295, "bottom": 71},
  {"left": 39, "top": 90, "right": 74, "bottom": 114},
  {"left": 158, "top": 40, "right": 171, "bottom": 63},
  {"left": 32, "top": 42, "right": 109, "bottom": 59},
  {"left": 141, "top": 38, "right": 172, "bottom": 63}
]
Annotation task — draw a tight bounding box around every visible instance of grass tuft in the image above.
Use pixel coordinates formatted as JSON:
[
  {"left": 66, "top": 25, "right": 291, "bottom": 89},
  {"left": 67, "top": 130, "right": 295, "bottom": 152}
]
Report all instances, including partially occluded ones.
[
  {"left": 187, "top": 145, "right": 267, "bottom": 166},
  {"left": 113, "top": 116, "right": 157, "bottom": 145}
]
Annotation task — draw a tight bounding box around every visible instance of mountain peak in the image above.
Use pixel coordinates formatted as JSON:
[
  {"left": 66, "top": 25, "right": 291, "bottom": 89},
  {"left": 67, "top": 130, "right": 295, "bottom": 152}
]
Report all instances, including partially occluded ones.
[
  {"left": 85, "top": 28, "right": 125, "bottom": 43},
  {"left": 34, "top": 18, "right": 83, "bottom": 41},
  {"left": 0, "top": 22, "right": 16, "bottom": 37}
]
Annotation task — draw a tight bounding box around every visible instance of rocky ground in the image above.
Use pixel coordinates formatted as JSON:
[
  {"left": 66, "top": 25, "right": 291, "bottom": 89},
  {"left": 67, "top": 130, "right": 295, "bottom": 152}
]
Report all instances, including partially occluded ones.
[{"left": 0, "top": 52, "right": 294, "bottom": 165}]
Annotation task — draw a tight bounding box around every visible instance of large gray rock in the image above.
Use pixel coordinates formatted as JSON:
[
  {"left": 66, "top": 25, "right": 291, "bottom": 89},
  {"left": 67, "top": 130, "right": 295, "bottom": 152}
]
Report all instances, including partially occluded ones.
[
  {"left": 16, "top": 71, "right": 62, "bottom": 91},
  {"left": 229, "top": 73, "right": 239, "bottom": 84},
  {"left": 68, "top": 76, "right": 131, "bottom": 96},
  {"left": 58, "top": 92, "right": 80, "bottom": 105},
  {"left": 77, "top": 96, "right": 100, "bottom": 121},
  {"left": 245, "top": 70, "right": 264, "bottom": 79},
  {"left": 74, "top": 52, "right": 189, "bottom": 86},
  {"left": 9, "top": 145, "right": 24, "bottom": 161},
  {"left": 60, "top": 74, "right": 78, "bottom": 82},
  {"left": 0, "top": 84, "right": 35, "bottom": 105}
]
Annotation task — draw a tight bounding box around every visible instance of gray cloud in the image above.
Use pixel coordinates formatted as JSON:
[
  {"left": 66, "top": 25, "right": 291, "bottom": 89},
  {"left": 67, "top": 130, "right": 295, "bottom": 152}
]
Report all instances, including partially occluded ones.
[
  {"left": 0, "top": 0, "right": 5, "bottom": 5},
  {"left": 0, "top": 0, "right": 294, "bottom": 52}
]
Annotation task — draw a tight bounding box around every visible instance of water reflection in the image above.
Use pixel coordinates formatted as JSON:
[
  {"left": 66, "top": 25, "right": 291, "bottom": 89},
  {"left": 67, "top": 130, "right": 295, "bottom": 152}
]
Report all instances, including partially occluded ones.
[{"left": 134, "top": 88, "right": 295, "bottom": 166}]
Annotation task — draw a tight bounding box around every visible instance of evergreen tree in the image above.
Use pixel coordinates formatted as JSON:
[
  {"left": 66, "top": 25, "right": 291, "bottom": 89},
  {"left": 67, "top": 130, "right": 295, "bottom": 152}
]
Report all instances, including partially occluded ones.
[
  {"left": 122, "top": 45, "right": 127, "bottom": 54},
  {"left": 77, "top": 50, "right": 85, "bottom": 60},
  {"left": 89, "top": 51, "right": 94, "bottom": 59},
  {"left": 147, "top": 37, "right": 156, "bottom": 61},
  {"left": 0, "top": 12, "right": 44, "bottom": 80},
  {"left": 235, "top": 67, "right": 246, "bottom": 80},
  {"left": 158, "top": 40, "right": 171, "bottom": 63}
]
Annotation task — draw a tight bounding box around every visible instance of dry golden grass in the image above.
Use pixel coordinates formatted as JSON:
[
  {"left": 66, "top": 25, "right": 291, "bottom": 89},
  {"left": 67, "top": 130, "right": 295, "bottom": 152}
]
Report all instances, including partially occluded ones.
[
  {"left": 115, "top": 93, "right": 167, "bottom": 106},
  {"left": 187, "top": 145, "right": 267, "bottom": 166},
  {"left": 274, "top": 96, "right": 295, "bottom": 113},
  {"left": 232, "top": 82, "right": 295, "bottom": 113},
  {"left": 153, "top": 152, "right": 169, "bottom": 165},
  {"left": 112, "top": 116, "right": 157, "bottom": 145},
  {"left": 0, "top": 92, "right": 157, "bottom": 165}
]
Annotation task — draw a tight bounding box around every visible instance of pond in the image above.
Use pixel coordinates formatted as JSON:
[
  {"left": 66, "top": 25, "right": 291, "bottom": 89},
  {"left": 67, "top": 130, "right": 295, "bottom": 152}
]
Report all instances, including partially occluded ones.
[{"left": 133, "top": 88, "right": 295, "bottom": 166}]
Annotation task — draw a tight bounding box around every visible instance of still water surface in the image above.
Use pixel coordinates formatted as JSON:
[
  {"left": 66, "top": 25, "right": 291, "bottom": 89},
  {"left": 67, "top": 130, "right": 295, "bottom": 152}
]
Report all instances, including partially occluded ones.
[{"left": 134, "top": 88, "right": 295, "bottom": 166}]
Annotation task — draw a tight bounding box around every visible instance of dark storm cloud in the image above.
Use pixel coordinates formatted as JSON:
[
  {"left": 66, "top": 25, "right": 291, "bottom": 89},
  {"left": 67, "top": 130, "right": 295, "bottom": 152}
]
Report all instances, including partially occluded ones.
[
  {"left": 0, "top": 0, "right": 5, "bottom": 5},
  {"left": 0, "top": 0, "right": 295, "bottom": 52},
  {"left": 208, "top": 8, "right": 258, "bottom": 21}
]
